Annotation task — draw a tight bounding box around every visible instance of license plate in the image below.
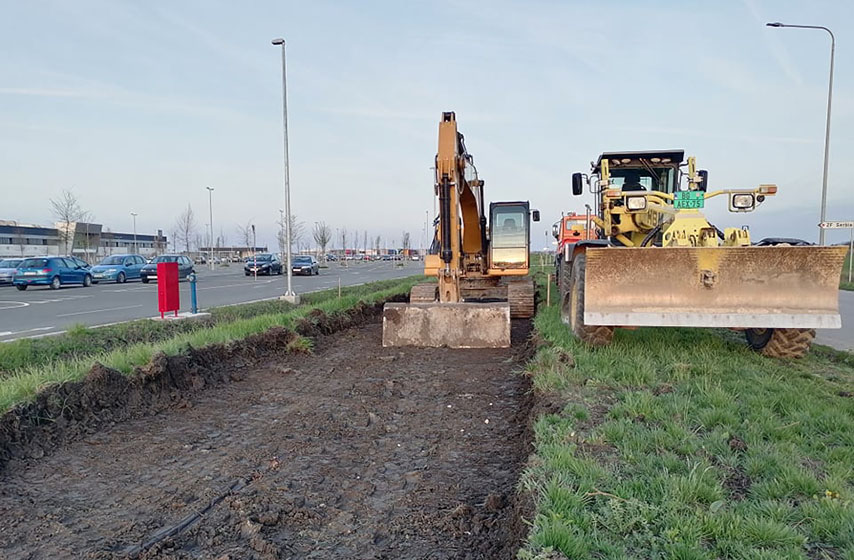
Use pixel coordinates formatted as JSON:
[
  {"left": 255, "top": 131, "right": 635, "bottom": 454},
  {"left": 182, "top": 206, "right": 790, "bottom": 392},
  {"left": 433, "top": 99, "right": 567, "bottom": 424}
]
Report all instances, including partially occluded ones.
[
  {"left": 673, "top": 191, "right": 705, "bottom": 210},
  {"left": 24, "top": 271, "right": 37, "bottom": 276}
]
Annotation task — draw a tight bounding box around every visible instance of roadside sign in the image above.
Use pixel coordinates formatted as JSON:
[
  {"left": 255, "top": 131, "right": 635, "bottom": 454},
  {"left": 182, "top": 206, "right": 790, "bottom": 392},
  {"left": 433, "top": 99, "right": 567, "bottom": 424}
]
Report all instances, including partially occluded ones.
[{"left": 819, "top": 221, "right": 854, "bottom": 229}]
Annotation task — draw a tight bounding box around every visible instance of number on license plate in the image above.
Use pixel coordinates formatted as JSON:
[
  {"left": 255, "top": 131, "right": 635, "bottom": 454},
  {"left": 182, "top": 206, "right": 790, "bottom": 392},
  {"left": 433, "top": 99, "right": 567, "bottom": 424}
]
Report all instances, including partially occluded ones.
[{"left": 673, "top": 191, "right": 705, "bottom": 210}]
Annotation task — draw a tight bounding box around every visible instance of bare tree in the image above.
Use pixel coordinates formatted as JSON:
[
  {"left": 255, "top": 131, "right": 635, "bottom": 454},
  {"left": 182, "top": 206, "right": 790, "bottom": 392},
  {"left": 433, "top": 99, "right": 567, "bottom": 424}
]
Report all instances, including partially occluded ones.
[
  {"left": 236, "top": 221, "right": 253, "bottom": 249},
  {"left": 174, "top": 204, "right": 197, "bottom": 254},
  {"left": 374, "top": 235, "right": 382, "bottom": 256},
  {"left": 340, "top": 227, "right": 348, "bottom": 256},
  {"left": 402, "top": 231, "right": 411, "bottom": 255},
  {"left": 12, "top": 222, "right": 26, "bottom": 257},
  {"left": 313, "top": 221, "right": 332, "bottom": 259},
  {"left": 276, "top": 213, "right": 304, "bottom": 254},
  {"left": 50, "top": 189, "right": 90, "bottom": 256}
]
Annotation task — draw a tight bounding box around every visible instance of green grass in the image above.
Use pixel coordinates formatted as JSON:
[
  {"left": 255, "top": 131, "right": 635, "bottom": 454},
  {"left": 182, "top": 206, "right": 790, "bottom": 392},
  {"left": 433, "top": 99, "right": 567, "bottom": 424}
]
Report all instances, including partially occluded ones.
[
  {"left": 0, "top": 276, "right": 424, "bottom": 413},
  {"left": 520, "top": 277, "right": 854, "bottom": 560},
  {"left": 842, "top": 250, "right": 853, "bottom": 291},
  {"left": 0, "top": 277, "right": 423, "bottom": 377}
]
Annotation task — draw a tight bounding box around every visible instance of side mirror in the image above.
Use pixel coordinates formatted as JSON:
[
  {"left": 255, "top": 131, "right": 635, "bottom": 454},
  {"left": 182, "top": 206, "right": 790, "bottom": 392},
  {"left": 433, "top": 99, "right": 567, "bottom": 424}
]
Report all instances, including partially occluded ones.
[
  {"left": 698, "top": 170, "right": 709, "bottom": 192},
  {"left": 552, "top": 223, "right": 560, "bottom": 239},
  {"left": 572, "top": 173, "right": 584, "bottom": 196},
  {"left": 532, "top": 209, "right": 540, "bottom": 222}
]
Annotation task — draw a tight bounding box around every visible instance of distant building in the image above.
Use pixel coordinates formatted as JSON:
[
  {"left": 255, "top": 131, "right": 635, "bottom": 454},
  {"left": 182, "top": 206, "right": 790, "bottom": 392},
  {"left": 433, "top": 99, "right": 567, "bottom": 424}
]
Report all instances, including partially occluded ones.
[{"left": 0, "top": 220, "right": 167, "bottom": 260}]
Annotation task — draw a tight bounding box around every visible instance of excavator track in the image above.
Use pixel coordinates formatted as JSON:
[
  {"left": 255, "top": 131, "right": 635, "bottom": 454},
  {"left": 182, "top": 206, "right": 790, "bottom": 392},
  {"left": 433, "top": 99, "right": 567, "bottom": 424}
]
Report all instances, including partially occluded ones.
[
  {"left": 409, "top": 282, "right": 438, "bottom": 303},
  {"left": 507, "top": 279, "right": 535, "bottom": 319}
]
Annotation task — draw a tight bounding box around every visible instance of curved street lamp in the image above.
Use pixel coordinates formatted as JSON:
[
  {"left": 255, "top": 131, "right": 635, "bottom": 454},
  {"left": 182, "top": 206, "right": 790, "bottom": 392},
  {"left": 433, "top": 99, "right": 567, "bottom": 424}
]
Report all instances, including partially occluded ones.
[{"left": 766, "top": 22, "right": 835, "bottom": 245}]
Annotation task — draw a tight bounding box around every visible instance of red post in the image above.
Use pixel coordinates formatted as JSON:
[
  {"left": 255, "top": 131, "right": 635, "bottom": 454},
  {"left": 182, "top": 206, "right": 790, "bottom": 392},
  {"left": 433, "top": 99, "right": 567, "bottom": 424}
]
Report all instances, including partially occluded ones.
[{"left": 157, "top": 262, "right": 180, "bottom": 318}]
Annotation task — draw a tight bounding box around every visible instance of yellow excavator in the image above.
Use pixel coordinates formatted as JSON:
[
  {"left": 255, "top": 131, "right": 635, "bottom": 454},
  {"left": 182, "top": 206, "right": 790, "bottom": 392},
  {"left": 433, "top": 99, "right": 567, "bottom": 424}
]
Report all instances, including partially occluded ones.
[
  {"left": 561, "top": 150, "right": 846, "bottom": 358},
  {"left": 382, "top": 112, "right": 539, "bottom": 348}
]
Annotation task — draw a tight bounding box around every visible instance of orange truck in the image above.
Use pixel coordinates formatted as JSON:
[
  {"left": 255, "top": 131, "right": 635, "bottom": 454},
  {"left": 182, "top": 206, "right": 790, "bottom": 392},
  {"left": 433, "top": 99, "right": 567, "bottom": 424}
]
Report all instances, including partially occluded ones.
[{"left": 553, "top": 211, "right": 596, "bottom": 290}]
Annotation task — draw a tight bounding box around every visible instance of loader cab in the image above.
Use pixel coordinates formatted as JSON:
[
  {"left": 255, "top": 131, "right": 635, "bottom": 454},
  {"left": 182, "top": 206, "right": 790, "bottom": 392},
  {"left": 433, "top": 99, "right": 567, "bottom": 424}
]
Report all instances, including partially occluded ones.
[
  {"left": 489, "top": 201, "right": 532, "bottom": 270},
  {"left": 594, "top": 150, "right": 684, "bottom": 195}
]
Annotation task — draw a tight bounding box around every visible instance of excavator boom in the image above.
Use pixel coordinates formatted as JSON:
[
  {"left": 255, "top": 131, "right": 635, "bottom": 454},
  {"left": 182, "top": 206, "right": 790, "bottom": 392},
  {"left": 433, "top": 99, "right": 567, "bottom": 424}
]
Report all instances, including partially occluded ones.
[{"left": 382, "top": 112, "right": 535, "bottom": 348}]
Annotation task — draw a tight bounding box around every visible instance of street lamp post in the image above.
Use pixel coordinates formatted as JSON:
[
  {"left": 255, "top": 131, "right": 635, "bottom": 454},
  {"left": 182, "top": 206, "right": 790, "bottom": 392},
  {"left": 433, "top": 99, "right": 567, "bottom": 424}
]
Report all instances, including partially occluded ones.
[
  {"left": 206, "top": 186, "right": 215, "bottom": 269},
  {"left": 766, "top": 22, "right": 835, "bottom": 245},
  {"left": 272, "top": 37, "right": 298, "bottom": 303},
  {"left": 130, "top": 212, "right": 138, "bottom": 254}
]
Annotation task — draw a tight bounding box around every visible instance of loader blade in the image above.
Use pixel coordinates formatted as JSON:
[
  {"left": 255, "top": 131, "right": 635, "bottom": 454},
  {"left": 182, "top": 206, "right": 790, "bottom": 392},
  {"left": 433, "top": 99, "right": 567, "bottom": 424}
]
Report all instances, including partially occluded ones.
[
  {"left": 584, "top": 246, "right": 847, "bottom": 329},
  {"left": 382, "top": 302, "right": 510, "bottom": 348}
]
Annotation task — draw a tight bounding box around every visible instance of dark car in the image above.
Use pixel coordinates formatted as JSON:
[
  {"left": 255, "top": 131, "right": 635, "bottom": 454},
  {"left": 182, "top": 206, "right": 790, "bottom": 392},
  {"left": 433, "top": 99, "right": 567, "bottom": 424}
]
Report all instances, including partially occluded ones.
[
  {"left": 13, "top": 257, "right": 93, "bottom": 290},
  {"left": 292, "top": 255, "right": 319, "bottom": 276},
  {"left": 0, "top": 258, "right": 24, "bottom": 285},
  {"left": 244, "top": 254, "right": 282, "bottom": 276},
  {"left": 140, "top": 255, "right": 194, "bottom": 283}
]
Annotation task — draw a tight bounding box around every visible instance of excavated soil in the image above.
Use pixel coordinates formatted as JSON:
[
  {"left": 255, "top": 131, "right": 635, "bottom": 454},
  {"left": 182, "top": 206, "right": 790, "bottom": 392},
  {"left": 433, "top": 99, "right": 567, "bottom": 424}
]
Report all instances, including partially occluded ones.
[{"left": 0, "top": 318, "right": 533, "bottom": 559}]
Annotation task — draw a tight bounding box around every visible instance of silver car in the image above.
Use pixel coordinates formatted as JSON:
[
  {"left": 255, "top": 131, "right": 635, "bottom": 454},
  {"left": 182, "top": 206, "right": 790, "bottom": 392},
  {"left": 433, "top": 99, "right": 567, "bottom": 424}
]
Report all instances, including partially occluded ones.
[{"left": 0, "top": 258, "right": 24, "bottom": 286}]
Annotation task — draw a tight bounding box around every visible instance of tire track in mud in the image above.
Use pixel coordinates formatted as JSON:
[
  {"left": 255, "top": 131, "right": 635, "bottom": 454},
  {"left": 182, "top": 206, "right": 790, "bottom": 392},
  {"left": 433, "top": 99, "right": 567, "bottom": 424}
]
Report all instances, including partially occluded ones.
[{"left": 0, "top": 321, "right": 533, "bottom": 559}]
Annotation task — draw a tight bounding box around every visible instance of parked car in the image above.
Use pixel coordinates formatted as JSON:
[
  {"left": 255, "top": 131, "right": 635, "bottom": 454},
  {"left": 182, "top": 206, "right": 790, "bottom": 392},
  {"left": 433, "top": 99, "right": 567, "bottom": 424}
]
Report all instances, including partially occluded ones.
[
  {"left": 325, "top": 254, "right": 338, "bottom": 261},
  {"left": 140, "top": 255, "right": 195, "bottom": 283},
  {"left": 244, "top": 254, "right": 282, "bottom": 276},
  {"left": 0, "top": 258, "right": 24, "bottom": 286},
  {"left": 68, "top": 256, "right": 92, "bottom": 269},
  {"left": 292, "top": 255, "right": 319, "bottom": 276},
  {"left": 90, "top": 254, "right": 147, "bottom": 284},
  {"left": 13, "top": 256, "right": 93, "bottom": 290}
]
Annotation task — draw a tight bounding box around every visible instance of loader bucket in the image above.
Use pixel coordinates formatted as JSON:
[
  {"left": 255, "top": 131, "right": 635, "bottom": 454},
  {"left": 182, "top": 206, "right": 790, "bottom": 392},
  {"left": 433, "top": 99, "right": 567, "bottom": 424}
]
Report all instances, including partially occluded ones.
[
  {"left": 583, "top": 245, "right": 847, "bottom": 329},
  {"left": 382, "top": 302, "right": 510, "bottom": 348}
]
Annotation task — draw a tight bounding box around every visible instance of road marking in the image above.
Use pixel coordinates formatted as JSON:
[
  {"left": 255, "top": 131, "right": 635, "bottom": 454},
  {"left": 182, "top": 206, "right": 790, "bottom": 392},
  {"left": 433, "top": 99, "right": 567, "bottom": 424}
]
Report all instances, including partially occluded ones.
[
  {"left": 28, "top": 295, "right": 94, "bottom": 305},
  {"left": 56, "top": 304, "right": 144, "bottom": 318},
  {"left": 0, "top": 301, "right": 29, "bottom": 310},
  {"left": 0, "top": 326, "right": 55, "bottom": 337}
]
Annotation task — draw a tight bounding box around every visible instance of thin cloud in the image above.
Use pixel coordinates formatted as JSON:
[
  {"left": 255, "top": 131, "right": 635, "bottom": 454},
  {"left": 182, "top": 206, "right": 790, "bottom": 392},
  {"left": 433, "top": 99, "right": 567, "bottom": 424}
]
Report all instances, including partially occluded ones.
[
  {"left": 613, "top": 125, "right": 816, "bottom": 145},
  {"left": 742, "top": 0, "right": 804, "bottom": 85}
]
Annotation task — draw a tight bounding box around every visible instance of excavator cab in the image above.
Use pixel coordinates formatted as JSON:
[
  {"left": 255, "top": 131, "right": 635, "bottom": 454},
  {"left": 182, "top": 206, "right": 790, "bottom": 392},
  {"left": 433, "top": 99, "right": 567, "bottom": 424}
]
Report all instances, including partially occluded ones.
[{"left": 489, "top": 202, "right": 533, "bottom": 271}]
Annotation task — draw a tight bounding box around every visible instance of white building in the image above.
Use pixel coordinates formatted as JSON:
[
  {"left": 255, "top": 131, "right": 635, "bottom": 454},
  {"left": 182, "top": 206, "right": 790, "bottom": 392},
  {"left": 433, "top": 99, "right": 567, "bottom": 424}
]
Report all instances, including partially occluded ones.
[{"left": 0, "top": 220, "right": 167, "bottom": 261}]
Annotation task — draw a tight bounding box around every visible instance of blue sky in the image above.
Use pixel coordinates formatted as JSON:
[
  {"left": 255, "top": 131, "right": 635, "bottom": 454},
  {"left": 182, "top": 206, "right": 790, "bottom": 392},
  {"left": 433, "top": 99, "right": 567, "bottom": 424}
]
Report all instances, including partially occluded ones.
[{"left": 1, "top": 0, "right": 852, "bottom": 250}]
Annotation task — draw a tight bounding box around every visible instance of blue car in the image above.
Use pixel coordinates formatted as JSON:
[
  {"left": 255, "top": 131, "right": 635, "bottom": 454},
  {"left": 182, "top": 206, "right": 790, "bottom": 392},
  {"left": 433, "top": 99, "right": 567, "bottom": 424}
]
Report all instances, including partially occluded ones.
[
  {"left": 90, "top": 254, "right": 147, "bottom": 284},
  {"left": 14, "top": 256, "right": 94, "bottom": 291}
]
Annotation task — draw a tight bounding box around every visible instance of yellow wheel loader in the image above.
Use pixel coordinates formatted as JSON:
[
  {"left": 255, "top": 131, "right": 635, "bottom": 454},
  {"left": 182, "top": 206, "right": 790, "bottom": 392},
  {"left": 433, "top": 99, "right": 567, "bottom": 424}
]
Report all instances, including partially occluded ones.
[
  {"left": 382, "top": 112, "right": 540, "bottom": 348},
  {"left": 562, "top": 150, "right": 846, "bottom": 358}
]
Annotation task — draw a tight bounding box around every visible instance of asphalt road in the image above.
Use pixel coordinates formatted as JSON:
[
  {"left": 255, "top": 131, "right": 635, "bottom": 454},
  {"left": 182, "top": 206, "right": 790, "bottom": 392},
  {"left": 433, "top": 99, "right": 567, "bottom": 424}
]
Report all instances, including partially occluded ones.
[
  {"left": 0, "top": 261, "right": 420, "bottom": 342},
  {"left": 816, "top": 289, "right": 854, "bottom": 352}
]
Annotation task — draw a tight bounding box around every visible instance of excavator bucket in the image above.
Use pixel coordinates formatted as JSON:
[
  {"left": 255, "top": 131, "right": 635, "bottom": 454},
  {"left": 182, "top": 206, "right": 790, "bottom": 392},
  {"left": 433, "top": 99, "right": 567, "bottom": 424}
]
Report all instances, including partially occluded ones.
[
  {"left": 583, "top": 245, "right": 847, "bottom": 329},
  {"left": 382, "top": 302, "right": 510, "bottom": 348}
]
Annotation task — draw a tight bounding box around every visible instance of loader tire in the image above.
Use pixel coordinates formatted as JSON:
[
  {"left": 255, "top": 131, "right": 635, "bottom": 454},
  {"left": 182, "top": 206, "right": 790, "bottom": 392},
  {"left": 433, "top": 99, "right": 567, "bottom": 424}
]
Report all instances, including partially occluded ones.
[
  {"left": 561, "top": 253, "right": 613, "bottom": 346},
  {"left": 559, "top": 255, "right": 572, "bottom": 299},
  {"left": 508, "top": 279, "right": 535, "bottom": 318},
  {"left": 745, "top": 328, "right": 815, "bottom": 359},
  {"left": 410, "top": 282, "right": 438, "bottom": 303}
]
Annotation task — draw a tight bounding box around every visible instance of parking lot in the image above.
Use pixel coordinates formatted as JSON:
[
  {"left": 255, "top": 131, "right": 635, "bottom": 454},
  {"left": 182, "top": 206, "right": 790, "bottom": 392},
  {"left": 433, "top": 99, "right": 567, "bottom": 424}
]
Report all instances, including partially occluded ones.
[{"left": 0, "top": 260, "right": 420, "bottom": 342}]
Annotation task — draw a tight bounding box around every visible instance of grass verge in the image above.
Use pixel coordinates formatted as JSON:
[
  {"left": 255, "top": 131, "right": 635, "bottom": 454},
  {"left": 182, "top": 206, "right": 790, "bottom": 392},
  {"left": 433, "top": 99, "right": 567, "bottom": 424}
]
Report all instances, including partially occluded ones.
[
  {"left": 0, "top": 276, "right": 423, "bottom": 413},
  {"left": 0, "top": 277, "right": 421, "bottom": 376},
  {"left": 519, "top": 276, "right": 854, "bottom": 559},
  {"left": 842, "top": 251, "right": 853, "bottom": 291}
]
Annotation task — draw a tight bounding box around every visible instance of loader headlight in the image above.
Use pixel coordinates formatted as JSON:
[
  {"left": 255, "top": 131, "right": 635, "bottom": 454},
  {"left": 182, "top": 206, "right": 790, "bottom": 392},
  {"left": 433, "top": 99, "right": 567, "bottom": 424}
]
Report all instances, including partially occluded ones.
[
  {"left": 729, "top": 193, "right": 756, "bottom": 212},
  {"left": 626, "top": 196, "right": 647, "bottom": 211}
]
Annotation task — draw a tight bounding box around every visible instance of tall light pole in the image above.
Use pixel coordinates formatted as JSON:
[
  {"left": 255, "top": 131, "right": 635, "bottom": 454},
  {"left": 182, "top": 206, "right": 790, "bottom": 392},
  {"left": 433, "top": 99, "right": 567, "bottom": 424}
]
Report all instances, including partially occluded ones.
[
  {"left": 205, "top": 186, "right": 215, "bottom": 268},
  {"left": 279, "top": 209, "right": 286, "bottom": 258},
  {"left": 130, "top": 212, "right": 138, "bottom": 254},
  {"left": 272, "top": 37, "right": 298, "bottom": 303},
  {"left": 766, "top": 22, "right": 835, "bottom": 245}
]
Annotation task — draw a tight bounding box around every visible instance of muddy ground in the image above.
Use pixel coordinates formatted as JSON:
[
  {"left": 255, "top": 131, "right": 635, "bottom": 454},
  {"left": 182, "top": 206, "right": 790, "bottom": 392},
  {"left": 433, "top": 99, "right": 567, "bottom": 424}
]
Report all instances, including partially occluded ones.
[{"left": 0, "top": 319, "right": 533, "bottom": 559}]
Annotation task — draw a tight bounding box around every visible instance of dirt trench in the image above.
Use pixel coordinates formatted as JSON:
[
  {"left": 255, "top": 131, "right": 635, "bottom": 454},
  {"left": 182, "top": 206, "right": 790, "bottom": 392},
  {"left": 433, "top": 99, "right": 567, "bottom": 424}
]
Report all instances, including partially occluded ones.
[{"left": 0, "top": 319, "right": 534, "bottom": 559}]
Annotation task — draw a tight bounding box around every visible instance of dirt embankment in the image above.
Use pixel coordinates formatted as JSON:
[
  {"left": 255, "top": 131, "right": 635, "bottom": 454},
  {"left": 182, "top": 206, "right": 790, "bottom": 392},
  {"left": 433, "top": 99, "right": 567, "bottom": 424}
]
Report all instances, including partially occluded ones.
[{"left": 0, "top": 300, "right": 534, "bottom": 559}]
